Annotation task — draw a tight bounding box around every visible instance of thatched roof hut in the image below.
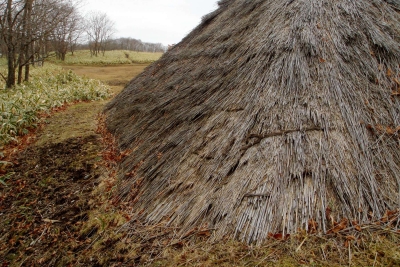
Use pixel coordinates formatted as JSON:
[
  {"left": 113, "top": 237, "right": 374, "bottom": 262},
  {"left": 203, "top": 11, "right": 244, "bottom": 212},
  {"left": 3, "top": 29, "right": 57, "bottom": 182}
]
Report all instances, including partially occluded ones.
[{"left": 105, "top": 0, "right": 400, "bottom": 243}]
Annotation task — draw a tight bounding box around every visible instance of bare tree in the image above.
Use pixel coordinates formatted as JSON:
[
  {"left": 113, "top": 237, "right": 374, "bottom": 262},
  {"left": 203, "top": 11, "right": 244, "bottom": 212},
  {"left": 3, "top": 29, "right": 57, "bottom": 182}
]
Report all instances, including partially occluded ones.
[
  {"left": 31, "top": 0, "right": 80, "bottom": 65},
  {"left": 106, "top": 37, "right": 166, "bottom": 53},
  {"left": 51, "top": 2, "right": 82, "bottom": 61},
  {"left": 85, "top": 11, "right": 115, "bottom": 57},
  {"left": 17, "top": 0, "right": 33, "bottom": 84},
  {"left": 0, "top": 1, "right": 6, "bottom": 59},
  {"left": 0, "top": 0, "right": 25, "bottom": 87},
  {"left": 0, "top": 0, "right": 84, "bottom": 88}
]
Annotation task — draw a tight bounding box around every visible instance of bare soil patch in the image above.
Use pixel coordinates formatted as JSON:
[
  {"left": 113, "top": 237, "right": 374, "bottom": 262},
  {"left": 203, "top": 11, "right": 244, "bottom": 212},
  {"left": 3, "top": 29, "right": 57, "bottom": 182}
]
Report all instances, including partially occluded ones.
[{"left": 0, "top": 135, "right": 102, "bottom": 265}]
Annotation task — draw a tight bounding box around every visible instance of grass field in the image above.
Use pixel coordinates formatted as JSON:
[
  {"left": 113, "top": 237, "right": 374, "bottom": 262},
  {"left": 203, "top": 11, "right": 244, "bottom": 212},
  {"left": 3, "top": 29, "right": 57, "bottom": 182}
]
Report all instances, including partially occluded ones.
[
  {"left": 62, "top": 64, "right": 148, "bottom": 95},
  {"left": 50, "top": 50, "right": 163, "bottom": 65}
]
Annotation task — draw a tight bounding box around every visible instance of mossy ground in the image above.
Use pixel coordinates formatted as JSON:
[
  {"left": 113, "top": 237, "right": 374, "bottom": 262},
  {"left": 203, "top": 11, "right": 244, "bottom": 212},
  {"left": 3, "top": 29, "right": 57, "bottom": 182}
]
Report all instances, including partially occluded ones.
[{"left": 0, "top": 64, "right": 399, "bottom": 267}]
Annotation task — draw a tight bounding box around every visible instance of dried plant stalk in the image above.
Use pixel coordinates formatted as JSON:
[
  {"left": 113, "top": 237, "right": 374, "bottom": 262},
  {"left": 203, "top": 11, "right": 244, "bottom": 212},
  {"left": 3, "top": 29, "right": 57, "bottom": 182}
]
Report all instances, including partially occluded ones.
[{"left": 105, "top": 0, "right": 400, "bottom": 244}]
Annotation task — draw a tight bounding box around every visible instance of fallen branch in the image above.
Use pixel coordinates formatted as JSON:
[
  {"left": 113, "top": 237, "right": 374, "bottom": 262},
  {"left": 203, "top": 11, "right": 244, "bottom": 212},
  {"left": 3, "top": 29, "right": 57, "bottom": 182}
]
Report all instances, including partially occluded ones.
[
  {"left": 0, "top": 72, "right": 6, "bottom": 82},
  {"left": 248, "top": 127, "right": 323, "bottom": 140},
  {"left": 242, "top": 127, "right": 324, "bottom": 151}
]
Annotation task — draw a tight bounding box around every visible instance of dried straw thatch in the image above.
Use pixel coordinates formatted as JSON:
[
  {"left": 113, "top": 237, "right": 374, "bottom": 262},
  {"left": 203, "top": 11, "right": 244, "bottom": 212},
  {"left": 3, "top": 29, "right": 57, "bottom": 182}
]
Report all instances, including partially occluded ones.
[{"left": 105, "top": 0, "right": 400, "bottom": 243}]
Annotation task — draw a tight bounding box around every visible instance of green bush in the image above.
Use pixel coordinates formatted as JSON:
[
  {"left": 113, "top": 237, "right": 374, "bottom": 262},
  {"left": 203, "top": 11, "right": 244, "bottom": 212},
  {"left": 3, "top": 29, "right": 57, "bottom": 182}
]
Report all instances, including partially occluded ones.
[{"left": 0, "top": 64, "right": 110, "bottom": 146}]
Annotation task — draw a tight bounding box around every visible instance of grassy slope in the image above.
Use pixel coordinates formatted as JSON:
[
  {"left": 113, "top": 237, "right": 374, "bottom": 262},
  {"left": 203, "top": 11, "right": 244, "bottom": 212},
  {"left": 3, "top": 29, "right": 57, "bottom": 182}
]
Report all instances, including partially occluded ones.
[{"left": 0, "top": 61, "right": 399, "bottom": 266}]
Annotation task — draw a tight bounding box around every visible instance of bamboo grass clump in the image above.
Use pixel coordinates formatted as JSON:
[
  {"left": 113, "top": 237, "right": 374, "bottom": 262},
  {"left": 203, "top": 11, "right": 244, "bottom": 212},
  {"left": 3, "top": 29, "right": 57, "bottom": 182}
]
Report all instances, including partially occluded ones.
[{"left": 105, "top": 0, "right": 400, "bottom": 243}]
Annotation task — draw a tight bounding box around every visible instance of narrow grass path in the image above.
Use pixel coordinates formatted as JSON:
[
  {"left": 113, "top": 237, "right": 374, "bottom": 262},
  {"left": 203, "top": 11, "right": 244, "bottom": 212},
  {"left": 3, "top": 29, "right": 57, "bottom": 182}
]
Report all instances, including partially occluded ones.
[
  {"left": 0, "top": 64, "right": 147, "bottom": 266},
  {"left": 35, "top": 101, "right": 104, "bottom": 146},
  {"left": 35, "top": 64, "right": 148, "bottom": 145}
]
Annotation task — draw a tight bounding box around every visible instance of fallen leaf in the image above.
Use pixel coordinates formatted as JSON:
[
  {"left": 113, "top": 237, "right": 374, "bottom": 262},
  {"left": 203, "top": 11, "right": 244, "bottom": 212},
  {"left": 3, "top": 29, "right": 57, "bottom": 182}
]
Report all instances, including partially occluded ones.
[
  {"left": 197, "top": 229, "right": 211, "bottom": 237},
  {"left": 346, "top": 235, "right": 356, "bottom": 241},
  {"left": 381, "top": 210, "right": 399, "bottom": 223},
  {"left": 171, "top": 240, "right": 184, "bottom": 248},
  {"left": 268, "top": 232, "right": 290, "bottom": 240},
  {"left": 387, "top": 210, "right": 398, "bottom": 218},
  {"left": 385, "top": 126, "right": 395, "bottom": 135},
  {"left": 351, "top": 220, "right": 362, "bottom": 231},
  {"left": 273, "top": 233, "right": 283, "bottom": 240},
  {"left": 182, "top": 228, "right": 198, "bottom": 239},
  {"left": 387, "top": 68, "right": 393, "bottom": 77},
  {"left": 308, "top": 219, "right": 318, "bottom": 233},
  {"left": 328, "top": 218, "right": 348, "bottom": 234}
]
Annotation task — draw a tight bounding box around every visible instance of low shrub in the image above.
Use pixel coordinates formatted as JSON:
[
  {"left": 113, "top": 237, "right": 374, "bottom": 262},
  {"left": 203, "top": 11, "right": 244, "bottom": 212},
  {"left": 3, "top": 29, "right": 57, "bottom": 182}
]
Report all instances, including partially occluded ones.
[{"left": 0, "top": 64, "right": 110, "bottom": 146}]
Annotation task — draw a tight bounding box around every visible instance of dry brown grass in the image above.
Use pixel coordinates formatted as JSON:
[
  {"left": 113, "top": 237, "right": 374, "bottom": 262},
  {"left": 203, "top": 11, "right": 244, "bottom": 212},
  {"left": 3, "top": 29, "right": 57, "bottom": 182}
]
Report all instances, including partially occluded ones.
[
  {"left": 143, "top": 231, "right": 400, "bottom": 267},
  {"left": 68, "top": 201, "right": 400, "bottom": 266},
  {"left": 62, "top": 64, "right": 149, "bottom": 95},
  {"left": 105, "top": 0, "right": 400, "bottom": 244}
]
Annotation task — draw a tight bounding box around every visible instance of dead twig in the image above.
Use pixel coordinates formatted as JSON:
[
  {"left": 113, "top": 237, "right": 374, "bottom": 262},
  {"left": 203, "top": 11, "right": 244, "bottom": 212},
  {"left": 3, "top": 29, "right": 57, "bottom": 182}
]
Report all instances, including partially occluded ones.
[{"left": 0, "top": 72, "right": 6, "bottom": 82}]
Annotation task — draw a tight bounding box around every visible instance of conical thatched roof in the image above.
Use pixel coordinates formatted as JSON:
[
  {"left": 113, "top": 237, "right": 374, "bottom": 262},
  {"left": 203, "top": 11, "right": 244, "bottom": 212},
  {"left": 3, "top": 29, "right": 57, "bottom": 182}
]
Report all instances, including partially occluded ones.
[{"left": 105, "top": 0, "right": 400, "bottom": 243}]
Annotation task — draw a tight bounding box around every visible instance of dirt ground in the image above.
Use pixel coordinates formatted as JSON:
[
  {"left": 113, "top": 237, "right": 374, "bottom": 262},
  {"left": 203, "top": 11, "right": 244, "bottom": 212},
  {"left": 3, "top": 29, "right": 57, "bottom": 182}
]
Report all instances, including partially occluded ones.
[{"left": 1, "top": 64, "right": 399, "bottom": 267}]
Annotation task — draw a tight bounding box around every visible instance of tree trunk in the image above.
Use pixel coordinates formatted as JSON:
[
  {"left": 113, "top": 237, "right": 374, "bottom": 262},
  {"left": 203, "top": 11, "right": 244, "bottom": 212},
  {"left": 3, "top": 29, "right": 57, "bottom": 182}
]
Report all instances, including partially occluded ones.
[
  {"left": 17, "top": 65, "right": 23, "bottom": 84},
  {"left": 6, "top": 0, "right": 15, "bottom": 88},
  {"left": 18, "top": 0, "right": 29, "bottom": 85},
  {"left": 24, "top": 0, "right": 33, "bottom": 82},
  {"left": 16, "top": 0, "right": 33, "bottom": 84},
  {"left": 6, "top": 48, "right": 15, "bottom": 88}
]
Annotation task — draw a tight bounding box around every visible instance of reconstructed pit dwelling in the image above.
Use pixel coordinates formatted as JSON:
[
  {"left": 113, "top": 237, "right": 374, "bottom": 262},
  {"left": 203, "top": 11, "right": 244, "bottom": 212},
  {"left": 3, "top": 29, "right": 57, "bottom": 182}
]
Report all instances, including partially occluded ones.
[{"left": 105, "top": 0, "right": 400, "bottom": 243}]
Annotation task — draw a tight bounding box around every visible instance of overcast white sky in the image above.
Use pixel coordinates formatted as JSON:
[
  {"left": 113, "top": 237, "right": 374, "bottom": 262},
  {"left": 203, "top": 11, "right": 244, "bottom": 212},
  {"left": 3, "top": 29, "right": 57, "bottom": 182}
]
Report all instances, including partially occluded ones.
[{"left": 81, "top": 0, "right": 218, "bottom": 45}]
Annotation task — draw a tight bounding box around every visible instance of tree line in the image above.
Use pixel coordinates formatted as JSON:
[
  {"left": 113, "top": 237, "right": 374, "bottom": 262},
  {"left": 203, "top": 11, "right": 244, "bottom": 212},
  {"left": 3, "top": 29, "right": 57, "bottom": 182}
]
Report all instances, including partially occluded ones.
[
  {"left": 75, "top": 37, "right": 166, "bottom": 56},
  {"left": 0, "top": 0, "right": 166, "bottom": 89},
  {"left": 105, "top": 38, "right": 165, "bottom": 53}
]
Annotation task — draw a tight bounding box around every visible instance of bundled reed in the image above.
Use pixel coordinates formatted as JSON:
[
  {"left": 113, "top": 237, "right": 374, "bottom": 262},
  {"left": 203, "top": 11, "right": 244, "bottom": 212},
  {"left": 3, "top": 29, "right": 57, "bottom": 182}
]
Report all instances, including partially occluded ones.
[{"left": 105, "top": 0, "right": 400, "bottom": 243}]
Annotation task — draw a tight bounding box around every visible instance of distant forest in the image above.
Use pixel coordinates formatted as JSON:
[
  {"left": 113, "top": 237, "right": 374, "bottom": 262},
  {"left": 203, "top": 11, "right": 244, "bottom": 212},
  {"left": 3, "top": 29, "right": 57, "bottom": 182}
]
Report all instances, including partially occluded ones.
[{"left": 77, "top": 37, "right": 166, "bottom": 54}]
